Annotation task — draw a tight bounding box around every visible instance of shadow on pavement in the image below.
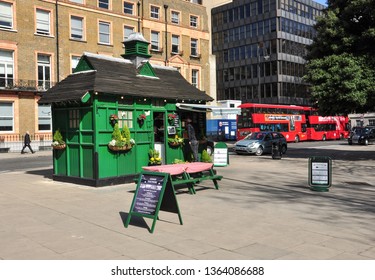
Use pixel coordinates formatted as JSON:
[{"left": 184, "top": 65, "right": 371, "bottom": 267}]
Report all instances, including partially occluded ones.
[{"left": 26, "top": 168, "right": 53, "bottom": 179}]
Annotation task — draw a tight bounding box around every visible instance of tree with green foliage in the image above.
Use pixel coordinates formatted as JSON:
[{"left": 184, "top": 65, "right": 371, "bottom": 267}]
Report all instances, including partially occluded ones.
[{"left": 304, "top": 0, "right": 375, "bottom": 115}]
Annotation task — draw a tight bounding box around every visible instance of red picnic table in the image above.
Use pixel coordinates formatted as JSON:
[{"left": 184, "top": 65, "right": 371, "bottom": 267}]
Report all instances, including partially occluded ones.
[{"left": 142, "top": 162, "right": 222, "bottom": 194}]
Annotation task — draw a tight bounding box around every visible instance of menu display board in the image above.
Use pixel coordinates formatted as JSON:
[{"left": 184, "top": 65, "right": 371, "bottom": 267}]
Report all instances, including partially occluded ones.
[
  {"left": 133, "top": 174, "right": 164, "bottom": 215},
  {"left": 308, "top": 156, "right": 332, "bottom": 191}
]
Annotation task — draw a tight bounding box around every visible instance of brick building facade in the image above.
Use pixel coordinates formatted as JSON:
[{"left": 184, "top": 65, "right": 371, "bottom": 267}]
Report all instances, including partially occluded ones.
[{"left": 0, "top": 0, "right": 209, "bottom": 148}]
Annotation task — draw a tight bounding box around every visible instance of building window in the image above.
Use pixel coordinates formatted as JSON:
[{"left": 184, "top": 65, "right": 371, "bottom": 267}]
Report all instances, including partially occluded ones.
[
  {"left": 190, "top": 15, "right": 198, "bottom": 28},
  {"left": 70, "top": 0, "right": 84, "bottom": 3},
  {"left": 369, "top": 119, "right": 375, "bottom": 126},
  {"left": 0, "top": 102, "right": 13, "bottom": 132},
  {"left": 0, "top": 50, "right": 14, "bottom": 88},
  {"left": 150, "top": 5, "right": 159, "bottom": 19},
  {"left": 190, "top": 38, "right": 198, "bottom": 56},
  {"left": 151, "top": 31, "right": 160, "bottom": 51},
  {"left": 37, "top": 54, "right": 51, "bottom": 90},
  {"left": 36, "top": 9, "right": 51, "bottom": 35},
  {"left": 0, "top": 1, "right": 13, "bottom": 29},
  {"left": 98, "top": 21, "right": 111, "bottom": 44},
  {"left": 171, "top": 11, "right": 180, "bottom": 24},
  {"left": 38, "top": 105, "right": 51, "bottom": 131},
  {"left": 98, "top": 0, "right": 109, "bottom": 9},
  {"left": 171, "top": 35, "right": 179, "bottom": 54},
  {"left": 70, "top": 16, "right": 84, "bottom": 40},
  {"left": 69, "top": 109, "right": 80, "bottom": 129},
  {"left": 119, "top": 110, "right": 133, "bottom": 129},
  {"left": 123, "top": 2, "right": 134, "bottom": 15},
  {"left": 71, "top": 55, "right": 80, "bottom": 73},
  {"left": 191, "top": 69, "right": 199, "bottom": 88},
  {"left": 123, "top": 25, "right": 134, "bottom": 40}
]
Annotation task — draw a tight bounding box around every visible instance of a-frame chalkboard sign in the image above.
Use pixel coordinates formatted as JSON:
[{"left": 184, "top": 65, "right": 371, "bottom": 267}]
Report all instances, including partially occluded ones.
[{"left": 124, "top": 171, "right": 183, "bottom": 233}]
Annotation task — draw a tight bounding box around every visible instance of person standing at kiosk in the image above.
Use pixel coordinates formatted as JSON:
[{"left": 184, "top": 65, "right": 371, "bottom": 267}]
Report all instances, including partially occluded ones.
[{"left": 186, "top": 118, "right": 199, "bottom": 162}]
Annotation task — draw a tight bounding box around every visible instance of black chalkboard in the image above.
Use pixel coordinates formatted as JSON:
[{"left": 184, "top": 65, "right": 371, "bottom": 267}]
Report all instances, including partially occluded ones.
[
  {"left": 125, "top": 171, "right": 182, "bottom": 233},
  {"left": 133, "top": 174, "right": 164, "bottom": 215}
]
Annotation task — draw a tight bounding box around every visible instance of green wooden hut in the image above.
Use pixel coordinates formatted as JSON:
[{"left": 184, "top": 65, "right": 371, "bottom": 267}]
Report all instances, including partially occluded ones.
[{"left": 39, "top": 33, "right": 213, "bottom": 187}]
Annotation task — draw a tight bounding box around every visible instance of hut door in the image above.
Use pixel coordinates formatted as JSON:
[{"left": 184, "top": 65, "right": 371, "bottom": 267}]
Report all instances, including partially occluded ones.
[{"left": 153, "top": 112, "right": 165, "bottom": 164}]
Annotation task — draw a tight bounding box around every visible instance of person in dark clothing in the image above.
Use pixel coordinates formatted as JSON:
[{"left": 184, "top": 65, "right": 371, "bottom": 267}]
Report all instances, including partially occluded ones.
[
  {"left": 21, "top": 131, "right": 35, "bottom": 154},
  {"left": 186, "top": 118, "right": 199, "bottom": 162}
]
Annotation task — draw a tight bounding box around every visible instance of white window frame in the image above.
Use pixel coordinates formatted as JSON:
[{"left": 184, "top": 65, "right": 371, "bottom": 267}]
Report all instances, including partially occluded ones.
[
  {"left": 36, "top": 9, "right": 51, "bottom": 36},
  {"left": 171, "top": 11, "right": 180, "bottom": 24},
  {"left": 70, "top": 0, "right": 84, "bottom": 3},
  {"left": 123, "top": 25, "right": 134, "bottom": 41},
  {"left": 37, "top": 54, "right": 51, "bottom": 90},
  {"left": 150, "top": 5, "right": 159, "bottom": 19},
  {"left": 151, "top": 31, "right": 159, "bottom": 51},
  {"left": 123, "top": 1, "right": 134, "bottom": 15},
  {"left": 0, "top": 1, "right": 13, "bottom": 29},
  {"left": 98, "top": 0, "right": 110, "bottom": 9},
  {"left": 0, "top": 102, "right": 14, "bottom": 132},
  {"left": 192, "top": 69, "right": 199, "bottom": 88},
  {"left": 0, "top": 49, "right": 14, "bottom": 88},
  {"left": 98, "top": 21, "right": 111, "bottom": 45},
  {"left": 38, "top": 105, "right": 52, "bottom": 132},
  {"left": 171, "top": 35, "right": 180, "bottom": 54},
  {"left": 190, "top": 38, "right": 198, "bottom": 56},
  {"left": 71, "top": 55, "right": 80, "bottom": 73},
  {"left": 70, "top": 15, "right": 84, "bottom": 40},
  {"left": 190, "top": 15, "right": 198, "bottom": 28}
]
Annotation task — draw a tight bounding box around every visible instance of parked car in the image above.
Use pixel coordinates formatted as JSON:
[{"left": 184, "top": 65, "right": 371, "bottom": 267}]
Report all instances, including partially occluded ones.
[
  {"left": 348, "top": 126, "right": 375, "bottom": 145},
  {"left": 234, "top": 131, "right": 287, "bottom": 156}
]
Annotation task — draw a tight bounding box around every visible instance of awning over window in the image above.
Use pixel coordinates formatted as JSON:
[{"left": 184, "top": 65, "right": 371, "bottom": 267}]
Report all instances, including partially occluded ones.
[{"left": 176, "top": 103, "right": 241, "bottom": 116}]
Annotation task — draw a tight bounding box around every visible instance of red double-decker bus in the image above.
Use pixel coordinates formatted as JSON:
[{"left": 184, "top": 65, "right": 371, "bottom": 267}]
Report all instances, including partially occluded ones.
[
  {"left": 237, "top": 103, "right": 349, "bottom": 142},
  {"left": 237, "top": 103, "right": 308, "bottom": 142},
  {"left": 306, "top": 115, "right": 350, "bottom": 141}
]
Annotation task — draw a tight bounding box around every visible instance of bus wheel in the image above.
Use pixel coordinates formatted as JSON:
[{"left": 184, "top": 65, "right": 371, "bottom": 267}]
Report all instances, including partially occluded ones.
[
  {"left": 255, "top": 146, "right": 264, "bottom": 156},
  {"left": 322, "top": 135, "right": 326, "bottom": 141},
  {"left": 340, "top": 133, "right": 344, "bottom": 140},
  {"left": 294, "top": 135, "right": 299, "bottom": 143}
]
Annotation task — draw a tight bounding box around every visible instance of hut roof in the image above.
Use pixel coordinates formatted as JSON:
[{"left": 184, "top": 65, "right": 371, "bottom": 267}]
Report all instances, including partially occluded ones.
[{"left": 39, "top": 53, "right": 213, "bottom": 104}]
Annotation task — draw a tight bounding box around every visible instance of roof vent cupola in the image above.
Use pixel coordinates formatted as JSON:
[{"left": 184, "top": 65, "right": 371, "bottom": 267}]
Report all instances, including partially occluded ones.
[{"left": 122, "top": 32, "right": 152, "bottom": 68}]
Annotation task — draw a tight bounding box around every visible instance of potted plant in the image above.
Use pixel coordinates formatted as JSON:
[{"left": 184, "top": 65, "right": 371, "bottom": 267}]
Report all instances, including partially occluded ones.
[
  {"left": 109, "top": 114, "right": 118, "bottom": 126},
  {"left": 108, "top": 124, "right": 135, "bottom": 151},
  {"left": 167, "top": 113, "right": 176, "bottom": 125},
  {"left": 168, "top": 134, "right": 184, "bottom": 147},
  {"left": 148, "top": 149, "right": 162, "bottom": 165},
  {"left": 138, "top": 113, "right": 146, "bottom": 126},
  {"left": 201, "top": 149, "right": 212, "bottom": 163},
  {"left": 51, "top": 129, "right": 66, "bottom": 150}
]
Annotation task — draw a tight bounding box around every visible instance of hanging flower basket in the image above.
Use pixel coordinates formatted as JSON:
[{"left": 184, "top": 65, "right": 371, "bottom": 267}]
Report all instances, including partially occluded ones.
[
  {"left": 52, "top": 143, "right": 66, "bottom": 150},
  {"left": 168, "top": 141, "right": 181, "bottom": 147},
  {"left": 168, "top": 113, "right": 176, "bottom": 125},
  {"left": 109, "top": 114, "right": 119, "bottom": 125},
  {"left": 108, "top": 144, "right": 133, "bottom": 152}
]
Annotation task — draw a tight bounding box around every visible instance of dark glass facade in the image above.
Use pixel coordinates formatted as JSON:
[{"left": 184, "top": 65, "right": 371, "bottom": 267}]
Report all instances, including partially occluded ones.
[{"left": 212, "top": 0, "right": 325, "bottom": 105}]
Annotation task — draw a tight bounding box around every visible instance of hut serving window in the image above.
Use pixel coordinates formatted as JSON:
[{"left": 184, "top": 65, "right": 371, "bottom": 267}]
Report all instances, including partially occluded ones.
[{"left": 119, "top": 110, "right": 133, "bottom": 129}]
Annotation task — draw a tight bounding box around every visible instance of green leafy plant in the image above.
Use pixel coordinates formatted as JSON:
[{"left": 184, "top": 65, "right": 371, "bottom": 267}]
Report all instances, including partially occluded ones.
[
  {"left": 109, "top": 124, "right": 135, "bottom": 148},
  {"left": 52, "top": 129, "right": 65, "bottom": 146},
  {"left": 201, "top": 149, "right": 212, "bottom": 163},
  {"left": 149, "top": 149, "right": 162, "bottom": 165}
]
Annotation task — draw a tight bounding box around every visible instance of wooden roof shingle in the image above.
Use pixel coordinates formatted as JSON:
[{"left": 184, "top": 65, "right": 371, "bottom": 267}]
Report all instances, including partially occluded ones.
[{"left": 39, "top": 53, "right": 213, "bottom": 104}]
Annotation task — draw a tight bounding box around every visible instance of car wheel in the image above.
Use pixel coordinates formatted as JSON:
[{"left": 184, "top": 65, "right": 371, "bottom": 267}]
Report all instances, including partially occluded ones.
[
  {"left": 255, "top": 146, "right": 263, "bottom": 156},
  {"left": 322, "top": 135, "right": 326, "bottom": 141},
  {"left": 294, "top": 135, "right": 299, "bottom": 143},
  {"left": 365, "top": 139, "right": 369, "bottom": 146},
  {"left": 206, "top": 145, "right": 213, "bottom": 156},
  {"left": 281, "top": 145, "right": 287, "bottom": 154}
]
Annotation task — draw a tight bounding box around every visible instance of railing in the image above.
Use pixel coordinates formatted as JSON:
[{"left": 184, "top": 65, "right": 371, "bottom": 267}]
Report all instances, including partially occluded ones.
[
  {"left": 0, "top": 133, "right": 52, "bottom": 142},
  {"left": 0, "top": 79, "right": 56, "bottom": 92}
]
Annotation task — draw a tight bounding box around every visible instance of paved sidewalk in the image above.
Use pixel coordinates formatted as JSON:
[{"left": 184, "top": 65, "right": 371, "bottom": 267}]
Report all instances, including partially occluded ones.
[{"left": 0, "top": 144, "right": 374, "bottom": 260}]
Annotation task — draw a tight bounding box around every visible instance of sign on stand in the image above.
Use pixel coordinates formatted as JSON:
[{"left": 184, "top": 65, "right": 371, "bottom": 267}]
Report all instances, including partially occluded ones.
[
  {"left": 213, "top": 142, "right": 229, "bottom": 167},
  {"left": 124, "top": 171, "right": 182, "bottom": 233},
  {"left": 308, "top": 156, "right": 332, "bottom": 192}
]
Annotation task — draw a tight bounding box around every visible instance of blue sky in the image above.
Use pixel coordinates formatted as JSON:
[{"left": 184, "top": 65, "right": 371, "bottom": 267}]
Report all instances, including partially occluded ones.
[{"left": 314, "top": 0, "right": 327, "bottom": 5}]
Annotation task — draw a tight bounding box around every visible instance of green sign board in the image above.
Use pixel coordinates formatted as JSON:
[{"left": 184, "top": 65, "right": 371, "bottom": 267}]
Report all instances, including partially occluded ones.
[
  {"left": 124, "top": 171, "right": 182, "bottom": 233},
  {"left": 308, "top": 156, "right": 332, "bottom": 192}
]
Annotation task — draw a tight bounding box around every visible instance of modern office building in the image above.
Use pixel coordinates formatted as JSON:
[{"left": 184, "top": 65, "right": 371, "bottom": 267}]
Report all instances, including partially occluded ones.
[
  {"left": 0, "top": 0, "right": 209, "bottom": 148},
  {"left": 212, "top": 0, "right": 325, "bottom": 106}
]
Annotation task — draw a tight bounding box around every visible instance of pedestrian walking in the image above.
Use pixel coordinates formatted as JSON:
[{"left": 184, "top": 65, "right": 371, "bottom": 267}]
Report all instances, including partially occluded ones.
[
  {"left": 186, "top": 118, "right": 199, "bottom": 162},
  {"left": 21, "top": 131, "right": 35, "bottom": 154}
]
